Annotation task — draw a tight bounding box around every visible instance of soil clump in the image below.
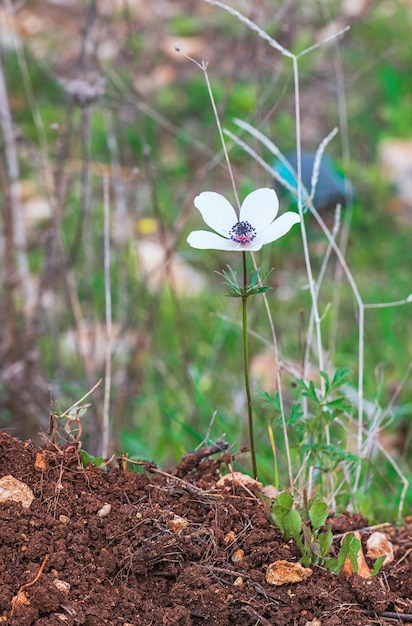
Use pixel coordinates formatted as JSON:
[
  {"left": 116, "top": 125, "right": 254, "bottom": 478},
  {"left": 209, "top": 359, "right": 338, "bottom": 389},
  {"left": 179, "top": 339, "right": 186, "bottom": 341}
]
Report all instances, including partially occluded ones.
[{"left": 1, "top": 432, "right": 411, "bottom": 625}]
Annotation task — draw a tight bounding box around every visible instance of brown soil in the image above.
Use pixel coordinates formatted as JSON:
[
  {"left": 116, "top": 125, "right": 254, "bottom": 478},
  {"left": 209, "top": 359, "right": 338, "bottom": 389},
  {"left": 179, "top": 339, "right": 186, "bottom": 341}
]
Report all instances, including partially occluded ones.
[{"left": 1, "top": 432, "right": 412, "bottom": 626}]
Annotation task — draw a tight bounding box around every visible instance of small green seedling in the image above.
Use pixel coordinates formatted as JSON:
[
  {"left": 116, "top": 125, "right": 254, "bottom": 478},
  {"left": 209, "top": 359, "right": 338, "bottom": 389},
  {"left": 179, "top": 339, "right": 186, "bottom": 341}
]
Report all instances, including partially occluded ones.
[
  {"left": 79, "top": 450, "right": 106, "bottom": 468},
  {"left": 370, "top": 555, "right": 387, "bottom": 577},
  {"left": 271, "top": 491, "right": 360, "bottom": 572}
]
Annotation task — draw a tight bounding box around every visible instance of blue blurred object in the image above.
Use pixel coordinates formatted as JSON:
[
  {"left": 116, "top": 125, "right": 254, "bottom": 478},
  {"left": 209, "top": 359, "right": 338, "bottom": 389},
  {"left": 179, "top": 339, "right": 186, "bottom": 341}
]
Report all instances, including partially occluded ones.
[{"left": 273, "top": 151, "right": 354, "bottom": 212}]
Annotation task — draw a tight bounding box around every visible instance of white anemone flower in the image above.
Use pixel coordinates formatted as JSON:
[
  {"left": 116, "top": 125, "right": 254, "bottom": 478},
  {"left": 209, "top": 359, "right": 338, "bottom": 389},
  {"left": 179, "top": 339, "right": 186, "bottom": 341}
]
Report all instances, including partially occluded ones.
[{"left": 187, "top": 188, "right": 300, "bottom": 252}]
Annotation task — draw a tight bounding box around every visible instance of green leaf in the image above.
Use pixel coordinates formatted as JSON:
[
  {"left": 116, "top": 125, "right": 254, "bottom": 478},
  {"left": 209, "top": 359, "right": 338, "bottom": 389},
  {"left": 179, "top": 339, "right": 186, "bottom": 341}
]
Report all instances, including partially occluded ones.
[
  {"left": 289, "top": 402, "right": 304, "bottom": 425},
  {"left": 370, "top": 555, "right": 386, "bottom": 577},
  {"left": 259, "top": 391, "right": 281, "bottom": 412},
  {"left": 245, "top": 285, "right": 272, "bottom": 297},
  {"left": 318, "top": 526, "right": 333, "bottom": 558},
  {"left": 320, "top": 371, "right": 330, "bottom": 395},
  {"left": 308, "top": 380, "right": 318, "bottom": 401},
  {"left": 324, "top": 397, "right": 353, "bottom": 413},
  {"left": 217, "top": 265, "right": 244, "bottom": 297},
  {"left": 300, "top": 442, "right": 359, "bottom": 464},
  {"left": 331, "top": 367, "right": 352, "bottom": 389},
  {"left": 271, "top": 506, "right": 288, "bottom": 535},
  {"left": 296, "top": 382, "right": 318, "bottom": 402},
  {"left": 80, "top": 450, "right": 105, "bottom": 468},
  {"left": 283, "top": 509, "right": 303, "bottom": 542},
  {"left": 325, "top": 533, "right": 360, "bottom": 574},
  {"left": 271, "top": 495, "right": 293, "bottom": 536},
  {"left": 249, "top": 268, "right": 261, "bottom": 287},
  {"left": 275, "top": 491, "right": 294, "bottom": 508},
  {"left": 300, "top": 554, "right": 312, "bottom": 568},
  {"left": 346, "top": 536, "right": 361, "bottom": 573},
  {"left": 308, "top": 501, "right": 329, "bottom": 531}
]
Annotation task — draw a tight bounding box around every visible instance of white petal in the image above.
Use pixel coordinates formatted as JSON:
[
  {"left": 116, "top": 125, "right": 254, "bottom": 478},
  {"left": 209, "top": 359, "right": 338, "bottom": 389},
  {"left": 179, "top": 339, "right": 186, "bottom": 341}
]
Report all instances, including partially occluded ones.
[
  {"left": 187, "top": 230, "right": 238, "bottom": 251},
  {"left": 239, "top": 188, "right": 279, "bottom": 232},
  {"left": 194, "top": 192, "right": 238, "bottom": 236},
  {"left": 256, "top": 211, "right": 300, "bottom": 246}
]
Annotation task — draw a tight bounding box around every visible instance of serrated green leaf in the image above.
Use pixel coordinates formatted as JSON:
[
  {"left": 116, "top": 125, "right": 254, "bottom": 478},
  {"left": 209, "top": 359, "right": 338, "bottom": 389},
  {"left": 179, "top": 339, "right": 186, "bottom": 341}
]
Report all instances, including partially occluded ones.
[
  {"left": 294, "top": 378, "right": 311, "bottom": 393},
  {"left": 309, "top": 380, "right": 318, "bottom": 400},
  {"left": 324, "top": 397, "right": 353, "bottom": 413},
  {"left": 331, "top": 367, "right": 352, "bottom": 389},
  {"left": 259, "top": 391, "right": 280, "bottom": 411},
  {"left": 300, "top": 442, "right": 359, "bottom": 464},
  {"left": 289, "top": 402, "right": 304, "bottom": 425}
]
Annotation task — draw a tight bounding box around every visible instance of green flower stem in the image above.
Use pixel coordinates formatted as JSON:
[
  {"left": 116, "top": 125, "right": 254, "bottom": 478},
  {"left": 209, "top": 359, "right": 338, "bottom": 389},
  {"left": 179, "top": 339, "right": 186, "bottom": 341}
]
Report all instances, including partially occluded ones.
[{"left": 242, "top": 252, "right": 258, "bottom": 479}]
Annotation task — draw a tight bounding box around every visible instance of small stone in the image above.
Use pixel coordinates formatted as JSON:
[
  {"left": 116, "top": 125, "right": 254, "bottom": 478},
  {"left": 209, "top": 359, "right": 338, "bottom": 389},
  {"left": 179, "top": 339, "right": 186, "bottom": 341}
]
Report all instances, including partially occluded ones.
[
  {"left": 266, "top": 560, "right": 313, "bottom": 586},
  {"left": 97, "top": 503, "right": 112, "bottom": 518},
  {"left": 0, "top": 475, "right": 34, "bottom": 509},
  {"left": 59, "top": 515, "right": 70, "bottom": 524},
  {"left": 34, "top": 452, "right": 47, "bottom": 472},
  {"left": 167, "top": 514, "right": 189, "bottom": 533},
  {"left": 233, "top": 576, "right": 243, "bottom": 587},
  {"left": 231, "top": 549, "right": 244, "bottom": 564},
  {"left": 223, "top": 531, "right": 236, "bottom": 545},
  {"left": 366, "top": 532, "right": 394, "bottom": 565},
  {"left": 217, "top": 472, "right": 262, "bottom": 490},
  {"left": 53, "top": 579, "right": 71, "bottom": 594}
]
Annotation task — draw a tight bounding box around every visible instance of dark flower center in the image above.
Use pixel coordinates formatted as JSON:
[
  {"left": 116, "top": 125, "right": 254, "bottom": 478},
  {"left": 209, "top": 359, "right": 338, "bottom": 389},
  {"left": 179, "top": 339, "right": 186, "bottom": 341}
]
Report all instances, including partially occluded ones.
[{"left": 229, "top": 220, "right": 256, "bottom": 244}]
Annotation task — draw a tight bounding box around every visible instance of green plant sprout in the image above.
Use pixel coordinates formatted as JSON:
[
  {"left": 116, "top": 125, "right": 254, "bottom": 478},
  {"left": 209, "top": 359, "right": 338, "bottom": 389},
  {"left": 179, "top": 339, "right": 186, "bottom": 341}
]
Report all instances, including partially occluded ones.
[
  {"left": 260, "top": 368, "right": 359, "bottom": 501},
  {"left": 271, "top": 491, "right": 360, "bottom": 573}
]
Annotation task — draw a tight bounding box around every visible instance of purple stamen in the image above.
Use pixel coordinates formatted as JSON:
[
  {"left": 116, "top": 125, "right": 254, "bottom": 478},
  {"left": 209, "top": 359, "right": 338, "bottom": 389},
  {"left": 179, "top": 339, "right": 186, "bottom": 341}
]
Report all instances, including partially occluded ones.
[{"left": 229, "top": 220, "right": 256, "bottom": 244}]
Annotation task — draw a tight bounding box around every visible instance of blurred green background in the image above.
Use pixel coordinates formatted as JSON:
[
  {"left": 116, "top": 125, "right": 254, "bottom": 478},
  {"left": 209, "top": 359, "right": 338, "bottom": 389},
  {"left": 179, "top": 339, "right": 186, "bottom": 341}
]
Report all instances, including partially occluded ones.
[{"left": 0, "top": 0, "right": 411, "bottom": 519}]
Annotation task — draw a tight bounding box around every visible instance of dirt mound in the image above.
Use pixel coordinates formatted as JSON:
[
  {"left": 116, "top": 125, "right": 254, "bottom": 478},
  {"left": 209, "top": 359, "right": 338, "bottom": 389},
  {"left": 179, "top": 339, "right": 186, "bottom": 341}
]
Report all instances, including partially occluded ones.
[{"left": 0, "top": 432, "right": 411, "bottom": 625}]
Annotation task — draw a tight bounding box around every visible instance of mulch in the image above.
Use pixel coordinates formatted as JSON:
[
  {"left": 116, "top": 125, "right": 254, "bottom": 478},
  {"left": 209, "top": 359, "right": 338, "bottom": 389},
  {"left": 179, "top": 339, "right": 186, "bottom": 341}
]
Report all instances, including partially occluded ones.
[{"left": 1, "top": 431, "right": 411, "bottom": 626}]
